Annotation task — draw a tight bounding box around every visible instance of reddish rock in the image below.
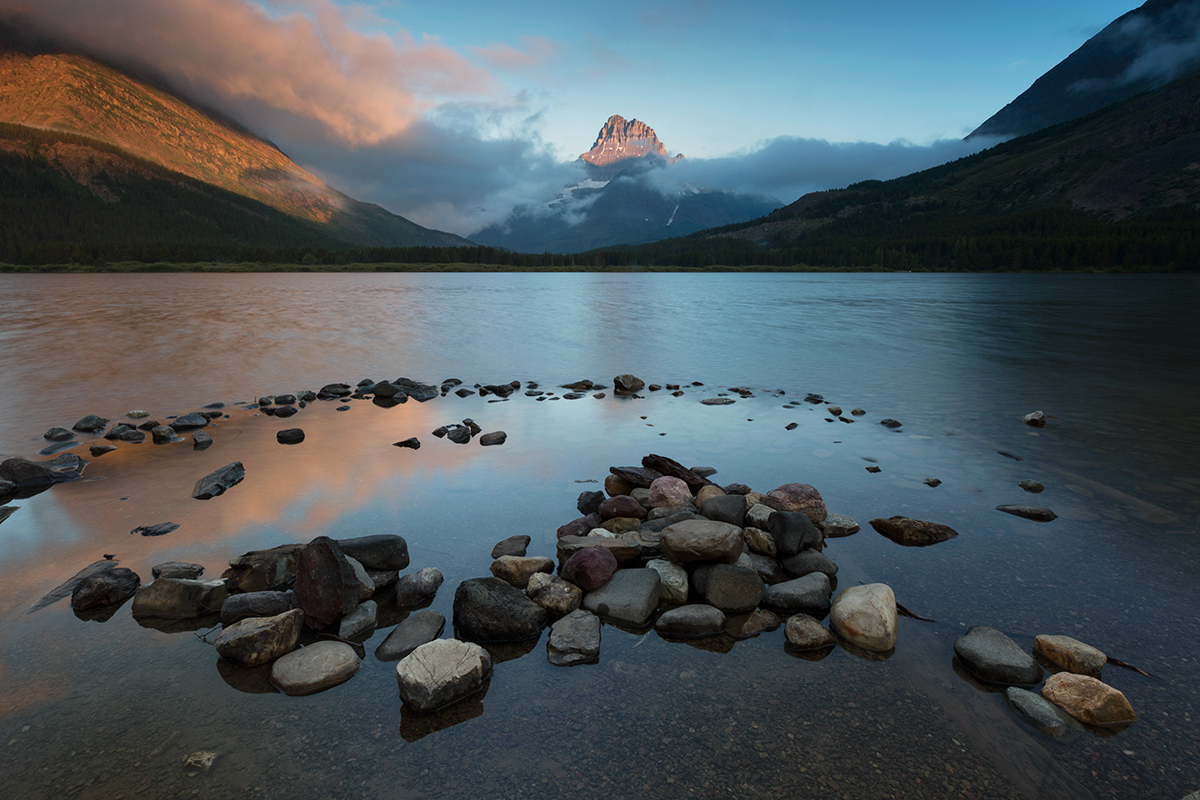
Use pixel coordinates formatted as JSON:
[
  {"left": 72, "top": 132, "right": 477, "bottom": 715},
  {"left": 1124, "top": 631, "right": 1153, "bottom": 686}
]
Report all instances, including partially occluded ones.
[
  {"left": 293, "top": 537, "right": 359, "bottom": 629},
  {"left": 599, "top": 495, "right": 647, "bottom": 520},
  {"left": 561, "top": 546, "right": 619, "bottom": 591},
  {"left": 1042, "top": 673, "right": 1137, "bottom": 728},
  {"left": 763, "top": 483, "right": 828, "bottom": 523},
  {"left": 648, "top": 476, "right": 693, "bottom": 508},
  {"left": 557, "top": 513, "right": 602, "bottom": 539},
  {"left": 870, "top": 516, "right": 959, "bottom": 547}
]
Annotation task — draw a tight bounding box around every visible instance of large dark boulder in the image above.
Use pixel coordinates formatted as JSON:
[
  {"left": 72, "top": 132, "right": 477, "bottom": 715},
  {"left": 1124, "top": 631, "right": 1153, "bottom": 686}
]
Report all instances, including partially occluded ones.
[
  {"left": 294, "top": 537, "right": 359, "bottom": 629},
  {"left": 222, "top": 544, "right": 303, "bottom": 593},
  {"left": 169, "top": 413, "right": 210, "bottom": 431},
  {"left": 131, "top": 578, "right": 228, "bottom": 618},
  {"left": 0, "top": 458, "right": 64, "bottom": 489},
  {"left": 71, "top": 568, "right": 141, "bottom": 610},
  {"left": 701, "top": 494, "right": 747, "bottom": 526},
  {"left": 453, "top": 577, "right": 548, "bottom": 642},
  {"left": 338, "top": 534, "right": 410, "bottom": 571},
  {"left": 72, "top": 414, "right": 109, "bottom": 433},
  {"left": 214, "top": 608, "right": 303, "bottom": 667}
]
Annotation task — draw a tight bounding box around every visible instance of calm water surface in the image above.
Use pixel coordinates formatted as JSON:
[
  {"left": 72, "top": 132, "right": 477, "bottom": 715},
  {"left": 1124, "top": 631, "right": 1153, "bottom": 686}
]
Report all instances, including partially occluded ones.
[{"left": 0, "top": 273, "right": 1198, "bottom": 800}]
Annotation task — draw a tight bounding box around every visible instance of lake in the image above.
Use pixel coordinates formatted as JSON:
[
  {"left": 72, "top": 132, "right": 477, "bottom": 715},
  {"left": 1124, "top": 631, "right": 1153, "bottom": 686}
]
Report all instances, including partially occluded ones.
[{"left": 1, "top": 272, "right": 1198, "bottom": 800}]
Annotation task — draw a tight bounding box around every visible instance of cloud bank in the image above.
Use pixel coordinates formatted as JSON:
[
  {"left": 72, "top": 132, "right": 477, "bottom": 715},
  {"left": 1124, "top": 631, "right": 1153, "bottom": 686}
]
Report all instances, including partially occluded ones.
[{"left": 0, "top": 0, "right": 995, "bottom": 237}]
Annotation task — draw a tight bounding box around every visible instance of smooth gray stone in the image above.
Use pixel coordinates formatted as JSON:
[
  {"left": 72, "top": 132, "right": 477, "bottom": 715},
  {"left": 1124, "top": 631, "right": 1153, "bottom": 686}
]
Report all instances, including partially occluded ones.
[
  {"left": 547, "top": 609, "right": 601, "bottom": 665},
  {"left": 703, "top": 564, "right": 764, "bottom": 614},
  {"left": 581, "top": 568, "right": 661, "bottom": 626},
  {"left": 169, "top": 413, "right": 210, "bottom": 431},
  {"left": 376, "top": 609, "right": 446, "bottom": 661},
  {"left": 954, "top": 626, "right": 1044, "bottom": 686},
  {"left": 762, "top": 573, "right": 832, "bottom": 616},
  {"left": 152, "top": 561, "right": 204, "bottom": 580},
  {"left": 785, "top": 613, "right": 836, "bottom": 649},
  {"left": 338, "top": 600, "right": 378, "bottom": 639},
  {"left": 816, "top": 512, "right": 860, "bottom": 538},
  {"left": 271, "top": 641, "right": 360, "bottom": 696},
  {"left": 1004, "top": 686, "right": 1080, "bottom": 739},
  {"left": 396, "top": 639, "right": 491, "bottom": 713},
  {"left": 655, "top": 604, "right": 726, "bottom": 637},
  {"left": 132, "top": 578, "right": 228, "bottom": 618},
  {"left": 338, "top": 534, "right": 410, "bottom": 570},
  {"left": 192, "top": 462, "right": 245, "bottom": 500},
  {"left": 781, "top": 549, "right": 839, "bottom": 578},
  {"left": 660, "top": 519, "right": 742, "bottom": 564}
]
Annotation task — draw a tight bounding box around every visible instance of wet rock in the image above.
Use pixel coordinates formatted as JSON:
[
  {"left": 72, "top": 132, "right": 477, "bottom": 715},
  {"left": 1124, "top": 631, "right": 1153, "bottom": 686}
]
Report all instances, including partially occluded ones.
[
  {"left": 132, "top": 578, "right": 228, "bottom": 618},
  {"left": 222, "top": 544, "right": 303, "bottom": 593},
  {"left": 581, "top": 568, "right": 661, "bottom": 626},
  {"left": 548, "top": 609, "right": 601, "bottom": 665},
  {"left": 851, "top": 407, "right": 866, "bottom": 416},
  {"left": 72, "top": 414, "right": 109, "bottom": 433},
  {"left": 816, "top": 512, "right": 860, "bottom": 538},
  {"left": 491, "top": 535, "right": 531, "bottom": 559},
  {"left": 89, "top": 443, "right": 118, "bottom": 457},
  {"left": 376, "top": 608, "right": 446, "bottom": 661},
  {"left": 782, "top": 549, "right": 839, "bottom": 578},
  {"left": 785, "top": 613, "right": 836, "bottom": 650},
  {"left": 923, "top": 478, "right": 942, "bottom": 487},
  {"left": 701, "top": 494, "right": 746, "bottom": 526},
  {"left": 605, "top": 473, "right": 634, "bottom": 497},
  {"left": 454, "top": 577, "right": 548, "bottom": 642},
  {"left": 660, "top": 519, "right": 743, "bottom": 564},
  {"left": 646, "top": 558, "right": 688, "bottom": 603},
  {"left": 490, "top": 555, "right": 554, "bottom": 587},
  {"left": 293, "top": 537, "right": 359, "bottom": 629},
  {"left": 366, "top": 569, "right": 398, "bottom": 591},
  {"left": 745, "top": 551, "right": 788, "bottom": 585},
  {"left": 393, "top": 437, "right": 421, "bottom": 450},
  {"left": 656, "top": 604, "right": 726, "bottom": 637},
  {"left": 44, "top": 426, "right": 75, "bottom": 441},
  {"left": 1023, "top": 410, "right": 1046, "bottom": 427},
  {"left": 71, "top": 568, "right": 140, "bottom": 610},
  {"left": 192, "top": 462, "right": 245, "bottom": 500},
  {"left": 954, "top": 626, "right": 1044, "bottom": 686},
  {"left": 557, "top": 513, "right": 602, "bottom": 539},
  {"left": 701, "top": 397, "right": 735, "bottom": 405},
  {"left": 1004, "top": 687, "right": 1080, "bottom": 739},
  {"left": 1041, "top": 673, "right": 1137, "bottom": 728},
  {"left": 396, "top": 639, "right": 491, "bottom": 713},
  {"left": 150, "top": 424, "right": 176, "bottom": 444},
  {"left": 131, "top": 522, "right": 179, "bottom": 537},
  {"left": 338, "top": 534, "right": 410, "bottom": 571},
  {"left": 220, "top": 590, "right": 297, "bottom": 625},
  {"left": 648, "top": 476, "right": 693, "bottom": 508},
  {"left": 525, "top": 573, "right": 582, "bottom": 616},
  {"left": 479, "top": 431, "right": 507, "bottom": 446},
  {"left": 169, "top": 413, "right": 210, "bottom": 431},
  {"left": 725, "top": 609, "right": 780, "bottom": 638},
  {"left": 613, "top": 374, "right": 645, "bottom": 394},
  {"left": 768, "top": 510, "right": 824, "bottom": 557},
  {"left": 830, "top": 583, "right": 897, "bottom": 652},
  {"left": 996, "top": 505, "right": 1057, "bottom": 522},
  {"left": 344, "top": 555, "right": 375, "bottom": 601},
  {"left": 372, "top": 381, "right": 407, "bottom": 400},
  {"left": 561, "top": 546, "right": 618, "bottom": 591},
  {"left": 599, "top": 495, "right": 647, "bottom": 520},
  {"left": 1033, "top": 634, "right": 1107, "bottom": 678},
  {"left": 0, "top": 458, "right": 64, "bottom": 489},
  {"left": 608, "top": 466, "right": 660, "bottom": 489},
  {"left": 271, "top": 641, "right": 361, "bottom": 696},
  {"left": 318, "top": 383, "right": 352, "bottom": 399},
  {"left": 703, "top": 564, "right": 764, "bottom": 614},
  {"left": 762, "top": 573, "right": 832, "bottom": 616},
  {"left": 642, "top": 455, "right": 713, "bottom": 492},
  {"left": 191, "top": 430, "right": 213, "bottom": 450},
  {"left": 215, "top": 608, "right": 303, "bottom": 667},
  {"left": 879, "top": 418, "right": 903, "bottom": 429},
  {"left": 151, "top": 562, "right": 204, "bottom": 580},
  {"left": 763, "top": 483, "right": 828, "bottom": 523},
  {"left": 745, "top": 502, "right": 774, "bottom": 530},
  {"left": 1019, "top": 479, "right": 1045, "bottom": 493},
  {"left": 395, "top": 567, "right": 445, "bottom": 607},
  {"left": 870, "top": 516, "right": 959, "bottom": 546},
  {"left": 276, "top": 428, "right": 304, "bottom": 445},
  {"left": 339, "top": 600, "right": 378, "bottom": 639}
]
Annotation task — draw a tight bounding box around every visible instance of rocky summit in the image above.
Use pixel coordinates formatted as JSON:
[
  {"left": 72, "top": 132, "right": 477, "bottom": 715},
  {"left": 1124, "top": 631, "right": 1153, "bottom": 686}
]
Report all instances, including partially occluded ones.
[{"left": 579, "top": 114, "right": 680, "bottom": 176}]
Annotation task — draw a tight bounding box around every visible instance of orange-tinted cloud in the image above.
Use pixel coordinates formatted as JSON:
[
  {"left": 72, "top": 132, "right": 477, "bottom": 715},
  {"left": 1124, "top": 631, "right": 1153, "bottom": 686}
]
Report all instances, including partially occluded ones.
[
  {"left": 0, "top": 0, "right": 499, "bottom": 146},
  {"left": 471, "top": 36, "right": 562, "bottom": 72}
]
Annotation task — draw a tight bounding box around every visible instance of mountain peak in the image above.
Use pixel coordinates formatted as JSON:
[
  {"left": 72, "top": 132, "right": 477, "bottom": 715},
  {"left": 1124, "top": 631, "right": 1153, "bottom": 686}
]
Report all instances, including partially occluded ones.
[{"left": 579, "top": 114, "right": 678, "bottom": 174}]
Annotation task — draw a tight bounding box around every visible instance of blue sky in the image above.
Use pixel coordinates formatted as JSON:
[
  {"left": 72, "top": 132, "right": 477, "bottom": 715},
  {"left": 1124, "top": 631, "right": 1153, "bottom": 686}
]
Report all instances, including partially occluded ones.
[{"left": 3, "top": 0, "right": 1149, "bottom": 233}]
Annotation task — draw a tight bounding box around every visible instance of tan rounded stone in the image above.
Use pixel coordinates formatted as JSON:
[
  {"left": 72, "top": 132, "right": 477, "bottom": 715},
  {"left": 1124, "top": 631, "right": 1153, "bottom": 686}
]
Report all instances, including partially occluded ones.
[
  {"left": 742, "top": 526, "right": 777, "bottom": 557},
  {"left": 694, "top": 485, "right": 726, "bottom": 506},
  {"left": 1034, "top": 634, "right": 1107, "bottom": 678},
  {"left": 1041, "top": 672, "right": 1137, "bottom": 728},
  {"left": 489, "top": 555, "right": 554, "bottom": 587},
  {"left": 829, "top": 583, "right": 897, "bottom": 652}
]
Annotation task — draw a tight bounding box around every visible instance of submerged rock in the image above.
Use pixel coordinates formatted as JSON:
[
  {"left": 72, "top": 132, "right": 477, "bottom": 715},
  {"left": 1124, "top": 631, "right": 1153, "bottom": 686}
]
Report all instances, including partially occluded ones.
[
  {"left": 192, "top": 462, "right": 245, "bottom": 500},
  {"left": 271, "top": 641, "right": 361, "bottom": 696},
  {"left": 870, "top": 516, "right": 958, "bottom": 546},
  {"left": 376, "top": 608, "right": 446, "bottom": 661},
  {"left": 954, "top": 626, "right": 1044, "bottom": 686},
  {"left": 996, "top": 505, "right": 1057, "bottom": 522},
  {"left": 1004, "top": 687, "right": 1080, "bottom": 739}
]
